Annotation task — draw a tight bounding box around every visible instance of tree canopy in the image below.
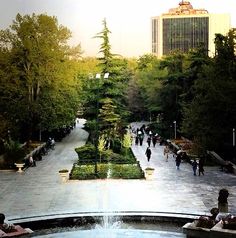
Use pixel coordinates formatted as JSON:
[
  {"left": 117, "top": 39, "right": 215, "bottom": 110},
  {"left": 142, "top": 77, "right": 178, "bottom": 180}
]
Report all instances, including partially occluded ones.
[{"left": 0, "top": 13, "right": 82, "bottom": 142}]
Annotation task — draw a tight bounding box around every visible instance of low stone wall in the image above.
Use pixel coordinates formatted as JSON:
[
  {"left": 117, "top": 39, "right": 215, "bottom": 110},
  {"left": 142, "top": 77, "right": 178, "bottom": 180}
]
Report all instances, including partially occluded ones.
[
  {"left": 207, "top": 151, "right": 236, "bottom": 175},
  {"left": 183, "top": 220, "right": 236, "bottom": 238}
]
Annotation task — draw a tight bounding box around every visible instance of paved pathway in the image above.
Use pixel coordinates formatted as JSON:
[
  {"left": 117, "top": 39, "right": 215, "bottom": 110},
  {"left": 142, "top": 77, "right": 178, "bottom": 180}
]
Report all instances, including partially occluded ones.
[{"left": 0, "top": 121, "right": 235, "bottom": 221}]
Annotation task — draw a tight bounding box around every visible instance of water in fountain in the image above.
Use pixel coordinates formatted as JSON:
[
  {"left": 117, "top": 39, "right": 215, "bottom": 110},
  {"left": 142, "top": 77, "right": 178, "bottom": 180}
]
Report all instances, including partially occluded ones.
[
  {"left": 95, "top": 216, "right": 124, "bottom": 229},
  {"left": 94, "top": 162, "right": 122, "bottom": 230},
  {"left": 107, "top": 162, "right": 112, "bottom": 179}
]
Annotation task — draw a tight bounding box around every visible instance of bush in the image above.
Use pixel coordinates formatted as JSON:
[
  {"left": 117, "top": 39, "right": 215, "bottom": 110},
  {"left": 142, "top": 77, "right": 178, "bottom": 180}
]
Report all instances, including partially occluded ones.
[
  {"left": 4, "top": 139, "right": 26, "bottom": 165},
  {"left": 70, "top": 165, "right": 97, "bottom": 180},
  {"left": 75, "top": 144, "right": 96, "bottom": 163},
  {"left": 111, "top": 138, "right": 122, "bottom": 153},
  {"left": 111, "top": 164, "right": 144, "bottom": 179},
  {"left": 75, "top": 144, "right": 136, "bottom": 165},
  {"left": 100, "top": 148, "right": 136, "bottom": 164},
  {"left": 70, "top": 163, "right": 144, "bottom": 180}
]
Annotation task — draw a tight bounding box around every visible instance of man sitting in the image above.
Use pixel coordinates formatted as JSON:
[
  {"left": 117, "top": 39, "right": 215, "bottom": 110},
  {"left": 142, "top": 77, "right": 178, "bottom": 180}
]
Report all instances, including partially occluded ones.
[
  {"left": 29, "top": 156, "right": 36, "bottom": 167},
  {"left": 0, "top": 213, "right": 16, "bottom": 233},
  {"left": 0, "top": 213, "right": 33, "bottom": 236}
]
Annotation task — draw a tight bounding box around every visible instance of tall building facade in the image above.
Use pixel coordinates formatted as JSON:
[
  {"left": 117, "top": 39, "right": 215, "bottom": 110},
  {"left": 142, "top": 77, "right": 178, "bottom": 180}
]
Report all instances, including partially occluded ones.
[{"left": 152, "top": 1, "right": 231, "bottom": 57}]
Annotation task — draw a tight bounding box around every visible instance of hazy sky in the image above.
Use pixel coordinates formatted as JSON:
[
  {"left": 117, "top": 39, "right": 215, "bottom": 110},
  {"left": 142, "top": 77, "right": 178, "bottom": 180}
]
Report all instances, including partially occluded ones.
[{"left": 1, "top": 0, "right": 236, "bottom": 57}]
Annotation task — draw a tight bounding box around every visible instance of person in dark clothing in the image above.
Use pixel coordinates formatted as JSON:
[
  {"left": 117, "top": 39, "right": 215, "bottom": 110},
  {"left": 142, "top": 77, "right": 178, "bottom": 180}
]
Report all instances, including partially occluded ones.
[
  {"left": 145, "top": 147, "right": 152, "bottom": 162},
  {"left": 192, "top": 159, "right": 198, "bottom": 176},
  {"left": 139, "top": 133, "right": 144, "bottom": 146},
  {"left": 152, "top": 135, "right": 157, "bottom": 147},
  {"left": 218, "top": 189, "right": 229, "bottom": 213},
  {"left": 175, "top": 154, "right": 181, "bottom": 170},
  {"left": 147, "top": 137, "right": 151, "bottom": 147},
  {"left": 198, "top": 157, "right": 205, "bottom": 176}
]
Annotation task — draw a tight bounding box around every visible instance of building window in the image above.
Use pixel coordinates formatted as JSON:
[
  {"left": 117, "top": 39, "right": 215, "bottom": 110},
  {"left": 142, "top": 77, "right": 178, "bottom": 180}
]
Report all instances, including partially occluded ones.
[{"left": 163, "top": 17, "right": 209, "bottom": 55}]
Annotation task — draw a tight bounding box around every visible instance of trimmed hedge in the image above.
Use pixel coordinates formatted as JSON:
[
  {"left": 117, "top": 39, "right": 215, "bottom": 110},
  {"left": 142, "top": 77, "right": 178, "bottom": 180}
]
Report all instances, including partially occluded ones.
[
  {"left": 70, "top": 163, "right": 145, "bottom": 180},
  {"left": 75, "top": 144, "right": 136, "bottom": 164},
  {"left": 75, "top": 144, "right": 96, "bottom": 162},
  {"left": 73, "top": 143, "right": 143, "bottom": 179}
]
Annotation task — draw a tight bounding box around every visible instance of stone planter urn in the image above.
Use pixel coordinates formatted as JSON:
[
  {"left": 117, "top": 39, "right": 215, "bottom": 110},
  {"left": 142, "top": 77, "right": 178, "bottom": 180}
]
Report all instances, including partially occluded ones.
[
  {"left": 15, "top": 163, "right": 25, "bottom": 173},
  {"left": 145, "top": 167, "right": 155, "bottom": 180},
  {"left": 59, "top": 169, "right": 69, "bottom": 183}
]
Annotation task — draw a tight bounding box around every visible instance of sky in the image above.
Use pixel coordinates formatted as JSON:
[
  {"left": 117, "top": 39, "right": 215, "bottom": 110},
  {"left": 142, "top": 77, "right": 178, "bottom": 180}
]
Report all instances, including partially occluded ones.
[{"left": 0, "top": 0, "right": 236, "bottom": 58}]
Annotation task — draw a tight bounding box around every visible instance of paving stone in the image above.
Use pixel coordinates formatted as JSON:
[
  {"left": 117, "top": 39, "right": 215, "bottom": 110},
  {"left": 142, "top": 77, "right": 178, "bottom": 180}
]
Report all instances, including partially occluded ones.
[{"left": 0, "top": 120, "right": 235, "bottom": 221}]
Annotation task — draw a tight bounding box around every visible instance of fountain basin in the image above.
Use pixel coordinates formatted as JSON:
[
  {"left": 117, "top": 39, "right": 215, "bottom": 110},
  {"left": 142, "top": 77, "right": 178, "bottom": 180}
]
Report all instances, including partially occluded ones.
[
  {"left": 9, "top": 212, "right": 199, "bottom": 237},
  {"left": 34, "top": 229, "right": 186, "bottom": 237}
]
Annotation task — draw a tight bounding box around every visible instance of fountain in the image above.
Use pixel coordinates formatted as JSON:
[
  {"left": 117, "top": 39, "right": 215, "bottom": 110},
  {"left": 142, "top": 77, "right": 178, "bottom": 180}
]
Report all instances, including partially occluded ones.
[
  {"left": 10, "top": 163, "right": 193, "bottom": 237},
  {"left": 13, "top": 212, "right": 189, "bottom": 237}
]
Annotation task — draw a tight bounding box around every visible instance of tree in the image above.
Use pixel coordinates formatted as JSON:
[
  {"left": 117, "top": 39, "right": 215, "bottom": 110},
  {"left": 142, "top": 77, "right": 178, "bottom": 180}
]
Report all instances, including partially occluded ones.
[
  {"left": 98, "top": 134, "right": 106, "bottom": 162},
  {"left": 122, "top": 132, "right": 132, "bottom": 157},
  {"left": 99, "top": 97, "right": 121, "bottom": 146},
  {"left": 82, "top": 19, "right": 131, "bottom": 141},
  {"left": 94, "top": 19, "right": 130, "bottom": 122},
  {"left": 158, "top": 51, "right": 186, "bottom": 132},
  {"left": 0, "top": 13, "right": 82, "bottom": 141},
  {"left": 126, "top": 77, "right": 147, "bottom": 121},
  {"left": 181, "top": 30, "right": 236, "bottom": 154},
  {"left": 132, "top": 54, "right": 164, "bottom": 121}
]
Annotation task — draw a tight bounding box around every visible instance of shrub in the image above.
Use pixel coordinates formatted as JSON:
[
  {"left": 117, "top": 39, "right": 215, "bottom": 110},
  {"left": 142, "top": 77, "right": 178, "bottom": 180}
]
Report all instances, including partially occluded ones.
[
  {"left": 4, "top": 139, "right": 26, "bottom": 165},
  {"left": 70, "top": 164, "right": 101, "bottom": 180},
  {"left": 111, "top": 138, "right": 122, "bottom": 153},
  {"left": 75, "top": 144, "right": 96, "bottom": 163},
  {"left": 100, "top": 148, "right": 136, "bottom": 164},
  {"left": 70, "top": 163, "right": 144, "bottom": 180},
  {"left": 111, "top": 164, "right": 144, "bottom": 179},
  {"left": 75, "top": 144, "right": 136, "bottom": 165}
]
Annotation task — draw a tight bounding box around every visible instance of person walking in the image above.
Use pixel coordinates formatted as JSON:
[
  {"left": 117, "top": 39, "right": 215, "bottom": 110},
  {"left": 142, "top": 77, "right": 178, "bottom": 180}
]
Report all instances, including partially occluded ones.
[
  {"left": 163, "top": 145, "right": 170, "bottom": 162},
  {"left": 148, "top": 130, "right": 153, "bottom": 137},
  {"left": 192, "top": 159, "right": 198, "bottom": 176},
  {"left": 198, "top": 157, "right": 205, "bottom": 176},
  {"left": 145, "top": 146, "right": 152, "bottom": 162},
  {"left": 139, "top": 133, "right": 144, "bottom": 146},
  {"left": 152, "top": 134, "right": 157, "bottom": 147},
  {"left": 147, "top": 137, "right": 151, "bottom": 147},
  {"left": 175, "top": 153, "right": 181, "bottom": 170}
]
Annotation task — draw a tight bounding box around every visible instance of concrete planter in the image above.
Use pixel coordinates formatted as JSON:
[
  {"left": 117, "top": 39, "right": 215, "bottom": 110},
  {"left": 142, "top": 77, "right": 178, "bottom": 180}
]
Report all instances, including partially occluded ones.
[
  {"left": 14, "top": 163, "right": 25, "bottom": 173},
  {"left": 145, "top": 168, "right": 155, "bottom": 180},
  {"left": 59, "top": 170, "right": 69, "bottom": 183}
]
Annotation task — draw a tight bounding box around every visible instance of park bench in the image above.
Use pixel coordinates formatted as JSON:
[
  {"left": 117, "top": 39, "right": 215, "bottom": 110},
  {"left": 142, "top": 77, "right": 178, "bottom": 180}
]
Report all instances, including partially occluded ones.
[
  {"left": 207, "top": 151, "right": 236, "bottom": 174},
  {"left": 166, "top": 139, "right": 180, "bottom": 154}
]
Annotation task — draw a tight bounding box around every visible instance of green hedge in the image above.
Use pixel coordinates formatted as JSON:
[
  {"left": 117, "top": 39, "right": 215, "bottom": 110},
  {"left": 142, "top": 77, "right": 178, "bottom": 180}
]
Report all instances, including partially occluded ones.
[
  {"left": 75, "top": 144, "right": 136, "bottom": 164},
  {"left": 70, "top": 163, "right": 144, "bottom": 180},
  {"left": 75, "top": 144, "right": 96, "bottom": 162}
]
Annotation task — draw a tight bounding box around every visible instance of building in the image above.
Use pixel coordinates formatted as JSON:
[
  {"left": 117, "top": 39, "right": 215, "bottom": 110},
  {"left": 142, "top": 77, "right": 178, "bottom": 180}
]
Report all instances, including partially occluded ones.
[{"left": 152, "top": 1, "right": 231, "bottom": 57}]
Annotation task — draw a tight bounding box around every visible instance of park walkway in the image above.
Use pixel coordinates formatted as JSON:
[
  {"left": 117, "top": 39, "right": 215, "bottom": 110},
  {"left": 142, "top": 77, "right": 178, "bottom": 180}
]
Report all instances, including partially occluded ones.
[{"left": 0, "top": 120, "right": 235, "bottom": 221}]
